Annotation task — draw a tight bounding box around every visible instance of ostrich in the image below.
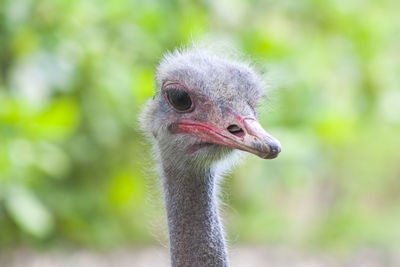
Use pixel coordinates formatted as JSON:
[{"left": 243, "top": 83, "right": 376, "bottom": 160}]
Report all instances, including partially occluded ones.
[{"left": 140, "top": 48, "right": 281, "bottom": 267}]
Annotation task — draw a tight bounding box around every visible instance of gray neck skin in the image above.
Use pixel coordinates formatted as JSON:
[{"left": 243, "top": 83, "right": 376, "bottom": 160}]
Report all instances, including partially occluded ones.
[{"left": 161, "top": 159, "right": 228, "bottom": 267}]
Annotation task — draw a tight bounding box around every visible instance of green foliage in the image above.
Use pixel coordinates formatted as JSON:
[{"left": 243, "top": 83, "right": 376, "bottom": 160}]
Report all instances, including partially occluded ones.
[{"left": 0, "top": 0, "right": 399, "bottom": 251}]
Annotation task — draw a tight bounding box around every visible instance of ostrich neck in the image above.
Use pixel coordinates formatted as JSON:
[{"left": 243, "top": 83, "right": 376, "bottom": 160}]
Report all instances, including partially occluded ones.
[{"left": 161, "top": 159, "right": 228, "bottom": 267}]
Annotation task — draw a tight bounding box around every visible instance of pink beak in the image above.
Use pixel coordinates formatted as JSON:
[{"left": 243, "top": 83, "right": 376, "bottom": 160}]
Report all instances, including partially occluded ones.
[{"left": 170, "top": 116, "right": 281, "bottom": 159}]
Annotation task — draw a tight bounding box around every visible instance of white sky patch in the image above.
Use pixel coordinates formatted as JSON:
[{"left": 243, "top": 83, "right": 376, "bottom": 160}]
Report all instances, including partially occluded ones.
[
  {"left": 210, "top": 0, "right": 247, "bottom": 27},
  {"left": 379, "top": 89, "right": 400, "bottom": 123},
  {"left": 11, "top": 52, "right": 73, "bottom": 107}
]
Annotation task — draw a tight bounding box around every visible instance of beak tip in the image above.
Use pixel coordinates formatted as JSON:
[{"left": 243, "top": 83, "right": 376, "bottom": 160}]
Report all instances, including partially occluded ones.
[
  {"left": 271, "top": 144, "right": 282, "bottom": 154},
  {"left": 262, "top": 143, "right": 281, "bottom": 159}
]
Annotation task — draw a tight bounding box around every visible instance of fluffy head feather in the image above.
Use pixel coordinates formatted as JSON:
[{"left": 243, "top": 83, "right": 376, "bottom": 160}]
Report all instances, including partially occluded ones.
[{"left": 140, "top": 47, "right": 269, "bottom": 172}]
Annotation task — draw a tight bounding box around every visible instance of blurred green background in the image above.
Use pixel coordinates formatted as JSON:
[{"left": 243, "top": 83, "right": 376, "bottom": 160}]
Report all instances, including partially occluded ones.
[{"left": 1, "top": 0, "right": 399, "bottom": 253}]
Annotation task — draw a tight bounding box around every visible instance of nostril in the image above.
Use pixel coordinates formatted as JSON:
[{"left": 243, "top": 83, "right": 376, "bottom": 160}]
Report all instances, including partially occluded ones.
[{"left": 227, "top": 124, "right": 245, "bottom": 137}]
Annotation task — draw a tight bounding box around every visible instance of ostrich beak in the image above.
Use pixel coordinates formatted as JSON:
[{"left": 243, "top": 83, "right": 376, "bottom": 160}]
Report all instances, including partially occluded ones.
[{"left": 171, "top": 117, "right": 281, "bottom": 159}]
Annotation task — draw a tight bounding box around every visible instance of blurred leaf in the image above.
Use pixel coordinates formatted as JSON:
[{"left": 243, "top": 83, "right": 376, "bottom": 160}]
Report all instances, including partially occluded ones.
[
  {"left": 109, "top": 170, "right": 145, "bottom": 209},
  {"left": 28, "top": 97, "right": 80, "bottom": 140},
  {"left": 5, "top": 185, "right": 54, "bottom": 238},
  {"left": 313, "top": 113, "right": 357, "bottom": 145},
  {"left": 12, "top": 27, "right": 38, "bottom": 58},
  {"left": 131, "top": 68, "right": 155, "bottom": 105}
]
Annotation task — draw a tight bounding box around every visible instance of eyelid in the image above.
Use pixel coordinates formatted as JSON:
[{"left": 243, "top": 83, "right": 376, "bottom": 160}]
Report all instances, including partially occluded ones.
[{"left": 163, "top": 81, "right": 184, "bottom": 90}]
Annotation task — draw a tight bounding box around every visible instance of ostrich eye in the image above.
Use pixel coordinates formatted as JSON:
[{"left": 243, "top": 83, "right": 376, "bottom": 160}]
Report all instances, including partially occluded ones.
[{"left": 166, "top": 88, "right": 192, "bottom": 111}]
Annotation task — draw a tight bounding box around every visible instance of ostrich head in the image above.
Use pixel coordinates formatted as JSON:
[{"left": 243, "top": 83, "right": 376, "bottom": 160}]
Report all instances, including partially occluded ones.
[{"left": 141, "top": 49, "right": 281, "bottom": 170}]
